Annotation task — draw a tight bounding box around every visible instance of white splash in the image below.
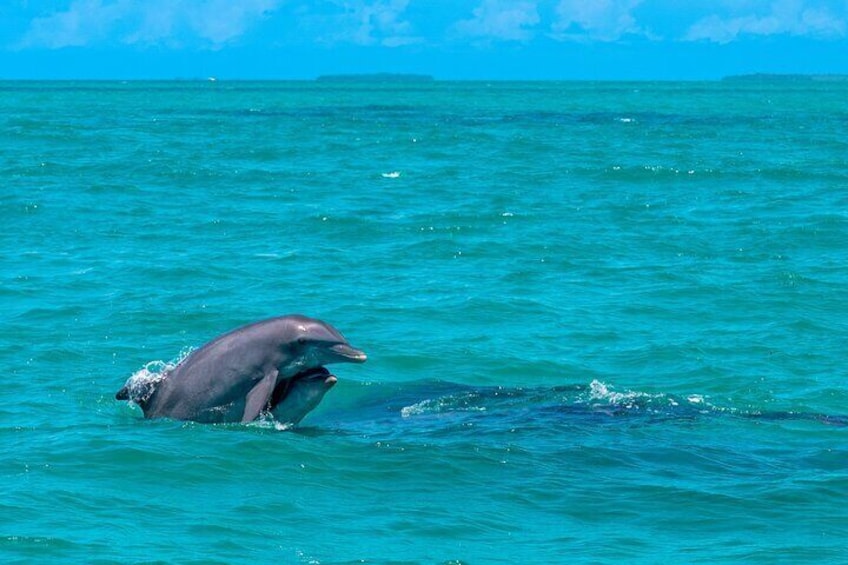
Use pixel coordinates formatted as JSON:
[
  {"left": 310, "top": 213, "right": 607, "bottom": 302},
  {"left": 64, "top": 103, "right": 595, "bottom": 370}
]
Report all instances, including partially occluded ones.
[
  {"left": 120, "top": 348, "right": 194, "bottom": 404},
  {"left": 273, "top": 421, "right": 296, "bottom": 432},
  {"left": 585, "top": 379, "right": 716, "bottom": 413},
  {"left": 401, "top": 393, "right": 487, "bottom": 418},
  {"left": 120, "top": 364, "right": 165, "bottom": 405},
  {"left": 381, "top": 171, "right": 401, "bottom": 178},
  {"left": 248, "top": 414, "right": 293, "bottom": 431},
  {"left": 401, "top": 399, "right": 435, "bottom": 418},
  {"left": 587, "top": 379, "right": 656, "bottom": 406}
]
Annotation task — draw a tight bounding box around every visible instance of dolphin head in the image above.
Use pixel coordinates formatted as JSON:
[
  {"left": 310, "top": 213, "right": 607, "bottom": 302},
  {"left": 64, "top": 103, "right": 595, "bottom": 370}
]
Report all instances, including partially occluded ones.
[
  {"left": 280, "top": 315, "right": 367, "bottom": 374},
  {"left": 270, "top": 367, "right": 338, "bottom": 427}
]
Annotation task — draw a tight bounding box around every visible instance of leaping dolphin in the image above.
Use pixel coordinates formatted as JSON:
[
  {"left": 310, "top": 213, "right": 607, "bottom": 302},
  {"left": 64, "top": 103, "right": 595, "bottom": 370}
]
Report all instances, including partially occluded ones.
[{"left": 115, "top": 315, "right": 366, "bottom": 424}]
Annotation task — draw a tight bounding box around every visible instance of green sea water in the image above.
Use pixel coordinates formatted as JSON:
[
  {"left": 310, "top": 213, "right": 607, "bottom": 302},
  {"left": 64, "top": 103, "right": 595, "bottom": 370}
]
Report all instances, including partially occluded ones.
[{"left": 1, "top": 80, "right": 847, "bottom": 563}]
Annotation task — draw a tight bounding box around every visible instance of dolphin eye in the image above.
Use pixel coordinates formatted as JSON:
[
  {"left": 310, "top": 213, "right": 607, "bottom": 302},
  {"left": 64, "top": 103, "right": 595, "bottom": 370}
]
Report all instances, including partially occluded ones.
[{"left": 297, "top": 337, "right": 307, "bottom": 346}]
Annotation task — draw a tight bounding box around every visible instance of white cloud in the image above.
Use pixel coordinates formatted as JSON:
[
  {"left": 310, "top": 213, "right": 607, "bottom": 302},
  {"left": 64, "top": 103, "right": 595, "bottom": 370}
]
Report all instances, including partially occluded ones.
[
  {"left": 684, "top": 0, "right": 848, "bottom": 43},
  {"left": 124, "top": 3, "right": 180, "bottom": 47},
  {"left": 20, "top": 0, "right": 130, "bottom": 49},
  {"left": 304, "top": 0, "right": 421, "bottom": 47},
  {"left": 551, "top": 0, "right": 647, "bottom": 42},
  {"left": 18, "top": 0, "right": 280, "bottom": 50},
  {"left": 183, "top": 0, "right": 278, "bottom": 46},
  {"left": 15, "top": 0, "right": 848, "bottom": 53},
  {"left": 454, "top": 0, "right": 540, "bottom": 42}
]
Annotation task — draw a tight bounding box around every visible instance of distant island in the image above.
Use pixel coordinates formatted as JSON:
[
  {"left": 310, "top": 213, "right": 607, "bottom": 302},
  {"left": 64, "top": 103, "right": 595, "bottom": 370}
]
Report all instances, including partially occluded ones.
[
  {"left": 316, "top": 73, "right": 435, "bottom": 83},
  {"left": 723, "top": 73, "right": 848, "bottom": 82}
]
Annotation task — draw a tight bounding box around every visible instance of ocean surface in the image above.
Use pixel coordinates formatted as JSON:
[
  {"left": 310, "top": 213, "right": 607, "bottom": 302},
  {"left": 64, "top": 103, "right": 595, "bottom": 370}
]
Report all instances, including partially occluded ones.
[{"left": 2, "top": 80, "right": 847, "bottom": 563}]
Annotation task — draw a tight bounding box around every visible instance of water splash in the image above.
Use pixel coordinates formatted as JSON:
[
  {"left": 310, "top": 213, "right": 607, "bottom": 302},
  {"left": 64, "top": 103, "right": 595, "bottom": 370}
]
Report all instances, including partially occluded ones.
[
  {"left": 585, "top": 379, "right": 661, "bottom": 406},
  {"left": 401, "top": 392, "right": 488, "bottom": 418},
  {"left": 582, "top": 379, "right": 716, "bottom": 414},
  {"left": 119, "top": 348, "right": 195, "bottom": 406}
]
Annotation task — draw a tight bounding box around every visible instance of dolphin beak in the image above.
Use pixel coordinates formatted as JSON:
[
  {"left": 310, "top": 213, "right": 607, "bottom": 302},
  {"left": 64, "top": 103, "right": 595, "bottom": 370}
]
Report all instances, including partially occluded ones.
[
  {"left": 301, "top": 367, "right": 338, "bottom": 388},
  {"left": 330, "top": 343, "right": 367, "bottom": 363}
]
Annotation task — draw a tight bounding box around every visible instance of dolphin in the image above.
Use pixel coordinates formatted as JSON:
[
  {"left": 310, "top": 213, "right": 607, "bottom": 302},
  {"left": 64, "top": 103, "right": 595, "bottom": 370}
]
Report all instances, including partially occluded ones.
[
  {"left": 115, "top": 315, "right": 366, "bottom": 424},
  {"left": 269, "top": 367, "right": 338, "bottom": 427}
]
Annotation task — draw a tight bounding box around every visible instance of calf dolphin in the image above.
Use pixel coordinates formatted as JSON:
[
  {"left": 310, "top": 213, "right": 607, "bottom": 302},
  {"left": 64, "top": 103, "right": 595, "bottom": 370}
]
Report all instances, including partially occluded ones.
[
  {"left": 270, "top": 367, "right": 338, "bottom": 427},
  {"left": 115, "top": 315, "right": 366, "bottom": 424}
]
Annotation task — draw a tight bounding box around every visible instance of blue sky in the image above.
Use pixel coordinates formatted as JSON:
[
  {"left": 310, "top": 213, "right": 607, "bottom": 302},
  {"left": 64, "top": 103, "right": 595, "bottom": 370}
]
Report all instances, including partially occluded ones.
[{"left": 1, "top": 1, "right": 847, "bottom": 79}]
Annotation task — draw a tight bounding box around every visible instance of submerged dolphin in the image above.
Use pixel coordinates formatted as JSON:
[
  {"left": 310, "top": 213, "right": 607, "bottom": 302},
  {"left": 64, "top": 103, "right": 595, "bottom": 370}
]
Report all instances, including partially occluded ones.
[{"left": 115, "top": 315, "right": 366, "bottom": 424}]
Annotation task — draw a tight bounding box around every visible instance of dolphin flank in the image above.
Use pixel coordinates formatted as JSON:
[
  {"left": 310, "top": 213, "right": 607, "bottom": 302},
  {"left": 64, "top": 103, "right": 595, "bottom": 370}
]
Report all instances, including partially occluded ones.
[{"left": 115, "top": 315, "right": 366, "bottom": 424}]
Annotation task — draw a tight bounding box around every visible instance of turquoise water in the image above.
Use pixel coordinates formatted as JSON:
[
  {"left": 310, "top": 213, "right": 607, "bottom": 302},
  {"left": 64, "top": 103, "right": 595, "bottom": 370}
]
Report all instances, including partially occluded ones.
[{"left": 2, "top": 80, "right": 847, "bottom": 563}]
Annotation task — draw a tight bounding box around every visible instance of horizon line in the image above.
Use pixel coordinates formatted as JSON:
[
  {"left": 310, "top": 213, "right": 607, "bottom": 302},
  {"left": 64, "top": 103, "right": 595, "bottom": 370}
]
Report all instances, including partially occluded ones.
[{"left": 2, "top": 73, "right": 847, "bottom": 83}]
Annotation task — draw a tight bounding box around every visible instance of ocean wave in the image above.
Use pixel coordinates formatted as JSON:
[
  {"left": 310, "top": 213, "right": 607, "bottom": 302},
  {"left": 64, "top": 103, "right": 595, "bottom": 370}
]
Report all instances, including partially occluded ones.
[{"left": 314, "top": 379, "right": 846, "bottom": 438}]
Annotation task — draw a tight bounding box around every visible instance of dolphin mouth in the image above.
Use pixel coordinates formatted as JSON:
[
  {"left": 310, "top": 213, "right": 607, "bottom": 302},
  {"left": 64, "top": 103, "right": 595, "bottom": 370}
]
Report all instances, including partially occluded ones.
[
  {"left": 297, "top": 366, "right": 338, "bottom": 387},
  {"left": 299, "top": 366, "right": 330, "bottom": 380},
  {"left": 330, "top": 343, "right": 367, "bottom": 363}
]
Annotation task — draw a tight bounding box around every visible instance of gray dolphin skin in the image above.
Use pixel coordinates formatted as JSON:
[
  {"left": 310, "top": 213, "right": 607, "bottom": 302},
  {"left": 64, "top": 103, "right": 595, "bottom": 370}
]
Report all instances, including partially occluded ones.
[{"left": 115, "top": 315, "right": 366, "bottom": 424}]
